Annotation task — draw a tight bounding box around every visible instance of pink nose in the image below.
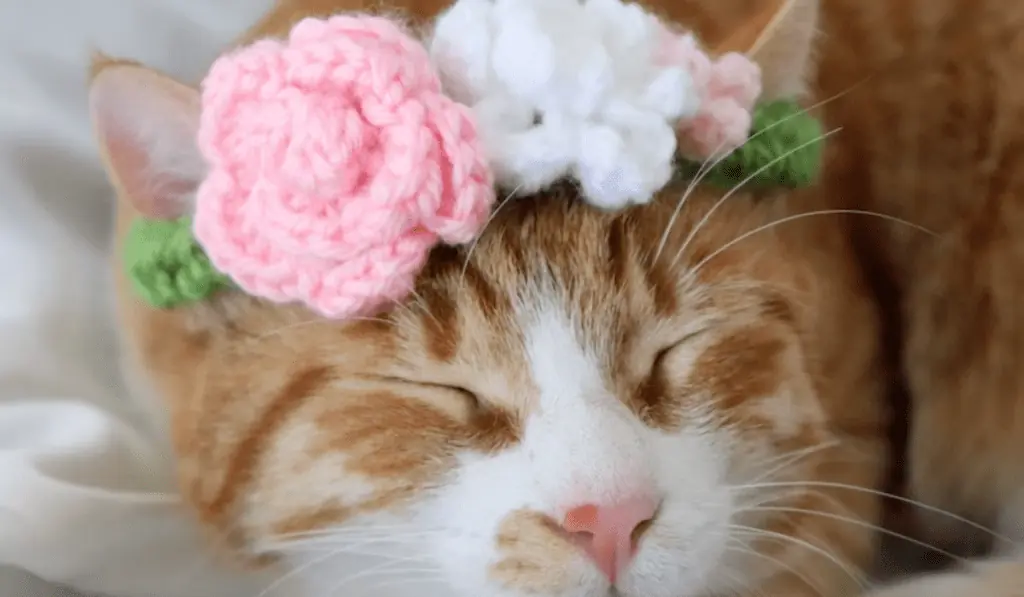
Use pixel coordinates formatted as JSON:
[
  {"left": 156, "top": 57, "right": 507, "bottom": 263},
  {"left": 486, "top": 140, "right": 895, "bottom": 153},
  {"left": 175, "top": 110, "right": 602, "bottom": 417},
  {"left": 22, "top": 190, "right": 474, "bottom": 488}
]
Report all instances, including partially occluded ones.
[{"left": 561, "top": 496, "right": 659, "bottom": 584}]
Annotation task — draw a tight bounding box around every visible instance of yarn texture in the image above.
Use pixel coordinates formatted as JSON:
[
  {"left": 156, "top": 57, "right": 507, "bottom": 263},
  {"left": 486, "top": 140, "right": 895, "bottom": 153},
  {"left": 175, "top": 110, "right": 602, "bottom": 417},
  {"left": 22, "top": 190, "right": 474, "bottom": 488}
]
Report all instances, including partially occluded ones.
[
  {"left": 124, "top": 218, "right": 232, "bottom": 308},
  {"left": 193, "top": 15, "right": 495, "bottom": 319},
  {"left": 122, "top": 8, "right": 823, "bottom": 315},
  {"left": 662, "top": 38, "right": 762, "bottom": 160},
  {"left": 428, "top": 0, "right": 761, "bottom": 210},
  {"left": 678, "top": 100, "right": 824, "bottom": 189}
]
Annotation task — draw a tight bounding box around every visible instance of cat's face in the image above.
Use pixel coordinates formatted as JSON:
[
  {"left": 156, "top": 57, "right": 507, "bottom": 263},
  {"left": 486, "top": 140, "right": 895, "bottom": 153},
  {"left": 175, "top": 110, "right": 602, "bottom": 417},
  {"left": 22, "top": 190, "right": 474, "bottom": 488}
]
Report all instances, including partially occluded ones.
[
  {"left": 122, "top": 188, "right": 868, "bottom": 597},
  {"left": 214, "top": 194, "right": 840, "bottom": 597},
  {"left": 90, "top": 0, "right": 887, "bottom": 595}
]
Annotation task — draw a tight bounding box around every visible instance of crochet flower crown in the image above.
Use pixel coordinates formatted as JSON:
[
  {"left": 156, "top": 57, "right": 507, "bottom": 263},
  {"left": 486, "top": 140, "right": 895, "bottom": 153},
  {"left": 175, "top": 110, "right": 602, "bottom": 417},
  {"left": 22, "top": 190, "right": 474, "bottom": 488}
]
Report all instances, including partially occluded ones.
[{"left": 125, "top": 0, "right": 824, "bottom": 318}]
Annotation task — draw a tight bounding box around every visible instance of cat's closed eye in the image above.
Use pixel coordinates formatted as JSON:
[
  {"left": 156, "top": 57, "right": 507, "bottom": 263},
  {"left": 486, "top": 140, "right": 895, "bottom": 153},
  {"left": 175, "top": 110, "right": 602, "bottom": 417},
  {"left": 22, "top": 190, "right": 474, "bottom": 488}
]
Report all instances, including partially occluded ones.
[
  {"left": 442, "top": 384, "right": 485, "bottom": 412},
  {"left": 372, "top": 376, "right": 485, "bottom": 421},
  {"left": 651, "top": 328, "right": 709, "bottom": 371}
]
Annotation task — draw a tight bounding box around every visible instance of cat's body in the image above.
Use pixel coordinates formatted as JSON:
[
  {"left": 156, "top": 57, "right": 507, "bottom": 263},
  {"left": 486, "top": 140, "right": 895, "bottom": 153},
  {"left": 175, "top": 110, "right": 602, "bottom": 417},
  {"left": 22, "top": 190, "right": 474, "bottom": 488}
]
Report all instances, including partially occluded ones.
[
  {"left": 88, "top": 0, "right": 1024, "bottom": 595},
  {"left": 818, "top": 0, "right": 1024, "bottom": 554},
  {"left": 673, "top": 0, "right": 1024, "bottom": 571}
]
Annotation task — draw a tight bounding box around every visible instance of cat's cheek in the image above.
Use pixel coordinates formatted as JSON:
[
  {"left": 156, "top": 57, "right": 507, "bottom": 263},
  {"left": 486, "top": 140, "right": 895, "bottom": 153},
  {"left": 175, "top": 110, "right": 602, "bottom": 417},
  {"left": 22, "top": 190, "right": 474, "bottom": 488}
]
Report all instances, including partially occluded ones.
[{"left": 277, "top": 508, "right": 434, "bottom": 597}]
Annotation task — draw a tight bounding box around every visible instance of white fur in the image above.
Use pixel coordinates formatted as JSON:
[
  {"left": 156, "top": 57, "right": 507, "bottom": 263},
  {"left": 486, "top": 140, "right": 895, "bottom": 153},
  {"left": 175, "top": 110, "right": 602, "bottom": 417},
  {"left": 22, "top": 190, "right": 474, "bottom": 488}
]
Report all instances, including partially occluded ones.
[
  {"left": 428, "top": 0, "right": 700, "bottom": 210},
  {"left": 285, "top": 289, "right": 766, "bottom": 597}
]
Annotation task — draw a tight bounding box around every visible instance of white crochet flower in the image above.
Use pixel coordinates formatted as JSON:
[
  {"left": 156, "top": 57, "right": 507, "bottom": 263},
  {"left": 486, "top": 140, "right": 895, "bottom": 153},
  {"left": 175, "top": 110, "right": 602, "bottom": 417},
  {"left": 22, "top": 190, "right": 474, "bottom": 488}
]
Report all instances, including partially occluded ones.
[{"left": 428, "top": 0, "right": 702, "bottom": 209}]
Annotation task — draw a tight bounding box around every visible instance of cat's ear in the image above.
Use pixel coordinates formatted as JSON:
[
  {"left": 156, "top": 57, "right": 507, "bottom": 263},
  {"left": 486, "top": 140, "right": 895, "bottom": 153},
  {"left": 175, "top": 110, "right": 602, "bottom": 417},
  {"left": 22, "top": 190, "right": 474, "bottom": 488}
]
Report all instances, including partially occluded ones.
[
  {"left": 89, "top": 55, "right": 204, "bottom": 220},
  {"left": 715, "top": 0, "right": 819, "bottom": 100}
]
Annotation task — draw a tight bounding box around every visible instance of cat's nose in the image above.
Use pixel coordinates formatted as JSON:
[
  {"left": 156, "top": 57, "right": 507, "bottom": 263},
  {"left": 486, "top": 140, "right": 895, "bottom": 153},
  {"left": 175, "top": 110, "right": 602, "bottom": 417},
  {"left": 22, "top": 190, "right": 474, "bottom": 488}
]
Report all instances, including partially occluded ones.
[{"left": 561, "top": 495, "right": 659, "bottom": 584}]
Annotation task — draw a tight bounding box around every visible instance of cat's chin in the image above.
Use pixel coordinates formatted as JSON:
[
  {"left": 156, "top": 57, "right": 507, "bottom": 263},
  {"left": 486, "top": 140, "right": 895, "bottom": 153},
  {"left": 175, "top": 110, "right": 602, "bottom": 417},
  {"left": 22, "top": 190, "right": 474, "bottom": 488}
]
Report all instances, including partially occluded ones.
[{"left": 281, "top": 547, "right": 732, "bottom": 597}]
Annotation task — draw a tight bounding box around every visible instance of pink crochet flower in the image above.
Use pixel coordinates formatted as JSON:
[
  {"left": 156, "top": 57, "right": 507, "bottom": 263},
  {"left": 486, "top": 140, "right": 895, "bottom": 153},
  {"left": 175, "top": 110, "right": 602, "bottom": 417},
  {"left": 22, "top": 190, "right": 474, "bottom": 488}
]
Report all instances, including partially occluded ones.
[
  {"left": 193, "top": 15, "right": 495, "bottom": 319},
  {"left": 655, "top": 30, "right": 762, "bottom": 159}
]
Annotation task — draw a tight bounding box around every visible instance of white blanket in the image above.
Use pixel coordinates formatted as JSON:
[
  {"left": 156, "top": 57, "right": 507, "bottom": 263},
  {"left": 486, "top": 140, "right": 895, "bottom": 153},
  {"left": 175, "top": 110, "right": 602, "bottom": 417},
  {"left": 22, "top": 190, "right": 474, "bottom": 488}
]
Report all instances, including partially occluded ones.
[{"left": 0, "top": 1, "right": 306, "bottom": 595}]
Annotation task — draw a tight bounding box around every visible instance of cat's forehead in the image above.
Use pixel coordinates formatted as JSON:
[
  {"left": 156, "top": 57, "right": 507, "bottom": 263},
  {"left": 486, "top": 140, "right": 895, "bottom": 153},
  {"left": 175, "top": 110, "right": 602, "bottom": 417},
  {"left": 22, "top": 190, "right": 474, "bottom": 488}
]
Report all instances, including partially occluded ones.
[
  {"left": 236, "top": 187, "right": 784, "bottom": 381},
  {"left": 376, "top": 190, "right": 775, "bottom": 376}
]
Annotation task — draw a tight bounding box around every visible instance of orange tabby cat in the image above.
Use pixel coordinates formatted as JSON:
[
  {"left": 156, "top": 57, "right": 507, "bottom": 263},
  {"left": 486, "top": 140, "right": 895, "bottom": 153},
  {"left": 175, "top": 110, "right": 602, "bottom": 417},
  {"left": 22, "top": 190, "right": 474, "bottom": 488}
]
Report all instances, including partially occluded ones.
[
  {"left": 89, "top": 0, "right": 891, "bottom": 595},
  {"left": 86, "top": 0, "right": 1024, "bottom": 595}
]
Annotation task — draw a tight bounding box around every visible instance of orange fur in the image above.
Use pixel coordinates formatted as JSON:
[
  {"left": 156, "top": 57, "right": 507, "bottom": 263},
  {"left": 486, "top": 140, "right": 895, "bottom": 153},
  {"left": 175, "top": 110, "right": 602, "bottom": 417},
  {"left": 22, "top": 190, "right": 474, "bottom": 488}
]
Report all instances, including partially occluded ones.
[{"left": 813, "top": 1, "right": 1024, "bottom": 559}]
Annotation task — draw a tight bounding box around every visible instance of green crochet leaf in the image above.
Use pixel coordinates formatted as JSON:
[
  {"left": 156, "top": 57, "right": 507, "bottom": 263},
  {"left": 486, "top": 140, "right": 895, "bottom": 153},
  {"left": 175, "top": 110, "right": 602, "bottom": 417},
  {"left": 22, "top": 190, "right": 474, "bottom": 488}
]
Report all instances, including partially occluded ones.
[
  {"left": 124, "top": 217, "right": 233, "bottom": 309},
  {"left": 678, "top": 99, "right": 824, "bottom": 189}
]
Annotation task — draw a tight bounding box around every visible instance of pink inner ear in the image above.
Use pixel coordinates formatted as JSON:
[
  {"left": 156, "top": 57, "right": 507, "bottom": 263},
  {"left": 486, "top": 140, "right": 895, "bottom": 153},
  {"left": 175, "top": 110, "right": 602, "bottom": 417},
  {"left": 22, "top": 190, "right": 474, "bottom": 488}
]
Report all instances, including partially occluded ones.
[
  {"left": 101, "top": 126, "right": 188, "bottom": 220},
  {"left": 90, "top": 66, "right": 203, "bottom": 221}
]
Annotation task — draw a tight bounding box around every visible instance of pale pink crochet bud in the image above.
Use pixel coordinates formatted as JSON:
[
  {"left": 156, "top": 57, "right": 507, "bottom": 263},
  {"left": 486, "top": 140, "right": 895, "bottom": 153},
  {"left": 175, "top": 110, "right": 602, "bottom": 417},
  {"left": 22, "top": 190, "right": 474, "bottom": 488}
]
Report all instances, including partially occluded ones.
[
  {"left": 193, "top": 15, "right": 495, "bottom": 319},
  {"left": 708, "top": 52, "right": 762, "bottom": 112},
  {"left": 654, "top": 27, "right": 762, "bottom": 160},
  {"left": 676, "top": 99, "right": 753, "bottom": 159}
]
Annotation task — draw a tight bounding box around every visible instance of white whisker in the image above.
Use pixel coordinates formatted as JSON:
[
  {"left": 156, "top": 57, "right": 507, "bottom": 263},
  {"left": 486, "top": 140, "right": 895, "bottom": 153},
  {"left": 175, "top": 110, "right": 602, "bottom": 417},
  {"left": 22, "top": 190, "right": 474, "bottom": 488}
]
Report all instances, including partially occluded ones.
[
  {"left": 738, "top": 485, "right": 860, "bottom": 524},
  {"left": 255, "top": 548, "right": 340, "bottom": 597},
  {"left": 672, "top": 127, "right": 845, "bottom": 271},
  {"left": 746, "top": 440, "right": 840, "bottom": 486},
  {"left": 274, "top": 542, "right": 435, "bottom": 556},
  {"left": 365, "top": 573, "right": 450, "bottom": 591},
  {"left": 732, "top": 480, "right": 1013, "bottom": 544},
  {"left": 268, "top": 525, "right": 440, "bottom": 543},
  {"left": 406, "top": 288, "right": 441, "bottom": 328},
  {"left": 725, "top": 539, "right": 826, "bottom": 597},
  {"left": 729, "top": 523, "right": 867, "bottom": 590},
  {"left": 682, "top": 207, "right": 934, "bottom": 288},
  {"left": 459, "top": 184, "right": 522, "bottom": 288},
  {"left": 326, "top": 556, "right": 441, "bottom": 595},
  {"left": 654, "top": 132, "right": 737, "bottom": 262},
  {"left": 747, "top": 504, "right": 963, "bottom": 563},
  {"left": 737, "top": 486, "right": 814, "bottom": 512},
  {"left": 653, "top": 78, "right": 871, "bottom": 264},
  {"left": 266, "top": 532, "right": 441, "bottom": 552}
]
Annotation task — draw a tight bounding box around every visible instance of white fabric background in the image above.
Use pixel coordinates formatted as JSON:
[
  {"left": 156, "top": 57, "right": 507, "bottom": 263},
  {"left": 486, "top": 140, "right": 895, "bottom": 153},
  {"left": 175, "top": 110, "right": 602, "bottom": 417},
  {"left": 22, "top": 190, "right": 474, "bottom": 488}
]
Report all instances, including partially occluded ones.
[{"left": 0, "top": 1, "right": 301, "bottom": 595}]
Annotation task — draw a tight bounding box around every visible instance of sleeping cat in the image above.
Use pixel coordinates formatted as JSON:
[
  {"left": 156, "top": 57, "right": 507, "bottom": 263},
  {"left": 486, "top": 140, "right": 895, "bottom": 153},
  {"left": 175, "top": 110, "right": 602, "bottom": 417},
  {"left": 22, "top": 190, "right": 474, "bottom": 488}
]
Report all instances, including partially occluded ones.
[{"left": 85, "top": 0, "right": 1024, "bottom": 596}]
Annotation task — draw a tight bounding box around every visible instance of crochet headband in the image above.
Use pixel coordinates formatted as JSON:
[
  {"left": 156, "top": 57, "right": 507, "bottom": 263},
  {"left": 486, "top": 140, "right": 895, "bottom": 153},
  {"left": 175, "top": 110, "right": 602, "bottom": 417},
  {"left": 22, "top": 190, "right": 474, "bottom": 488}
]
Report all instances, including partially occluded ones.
[{"left": 125, "top": 0, "right": 824, "bottom": 318}]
